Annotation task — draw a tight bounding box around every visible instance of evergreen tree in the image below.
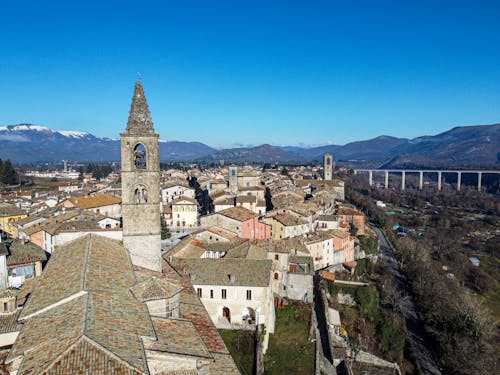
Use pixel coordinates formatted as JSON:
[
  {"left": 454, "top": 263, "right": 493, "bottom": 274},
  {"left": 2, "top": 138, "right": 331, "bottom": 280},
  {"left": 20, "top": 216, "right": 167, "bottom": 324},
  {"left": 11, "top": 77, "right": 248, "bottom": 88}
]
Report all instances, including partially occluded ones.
[
  {"left": 0, "top": 159, "right": 18, "bottom": 185},
  {"left": 161, "top": 217, "right": 171, "bottom": 240}
]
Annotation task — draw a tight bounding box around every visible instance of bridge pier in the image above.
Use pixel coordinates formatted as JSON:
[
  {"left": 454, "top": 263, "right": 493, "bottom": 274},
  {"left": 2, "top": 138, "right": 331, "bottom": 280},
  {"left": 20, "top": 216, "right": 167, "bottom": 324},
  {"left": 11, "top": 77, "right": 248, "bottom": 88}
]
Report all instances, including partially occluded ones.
[{"left": 352, "top": 169, "right": 498, "bottom": 192}]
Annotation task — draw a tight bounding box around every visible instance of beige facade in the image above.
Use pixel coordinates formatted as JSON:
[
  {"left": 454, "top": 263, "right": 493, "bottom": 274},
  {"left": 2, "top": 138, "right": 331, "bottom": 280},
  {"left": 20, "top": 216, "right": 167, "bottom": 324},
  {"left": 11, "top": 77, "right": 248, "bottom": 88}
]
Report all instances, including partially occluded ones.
[
  {"left": 265, "top": 214, "right": 310, "bottom": 240},
  {"left": 169, "top": 197, "right": 198, "bottom": 228}
]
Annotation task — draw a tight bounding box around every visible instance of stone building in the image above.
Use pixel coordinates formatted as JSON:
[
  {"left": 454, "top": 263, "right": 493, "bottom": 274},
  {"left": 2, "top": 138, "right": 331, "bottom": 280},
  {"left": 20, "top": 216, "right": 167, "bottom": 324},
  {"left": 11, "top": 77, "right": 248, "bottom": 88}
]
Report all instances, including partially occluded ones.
[
  {"left": 324, "top": 153, "right": 333, "bottom": 180},
  {"left": 121, "top": 81, "right": 162, "bottom": 272}
]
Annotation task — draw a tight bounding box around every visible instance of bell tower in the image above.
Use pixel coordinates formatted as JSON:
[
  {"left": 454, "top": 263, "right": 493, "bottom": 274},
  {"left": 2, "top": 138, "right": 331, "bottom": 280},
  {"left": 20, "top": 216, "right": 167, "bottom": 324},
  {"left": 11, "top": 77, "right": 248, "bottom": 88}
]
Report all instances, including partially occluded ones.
[{"left": 121, "top": 81, "right": 162, "bottom": 272}]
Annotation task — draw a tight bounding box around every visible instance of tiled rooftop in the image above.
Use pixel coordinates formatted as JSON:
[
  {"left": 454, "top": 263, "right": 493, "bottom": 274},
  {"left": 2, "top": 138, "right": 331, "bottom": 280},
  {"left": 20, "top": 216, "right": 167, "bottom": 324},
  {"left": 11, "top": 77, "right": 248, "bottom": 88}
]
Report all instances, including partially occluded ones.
[
  {"left": 170, "top": 258, "right": 272, "bottom": 287},
  {"left": 66, "top": 194, "right": 121, "bottom": 209},
  {"left": 143, "top": 317, "right": 211, "bottom": 358},
  {"left": 9, "top": 233, "right": 240, "bottom": 374},
  {"left": 219, "top": 206, "right": 257, "bottom": 222},
  {"left": 6, "top": 241, "right": 47, "bottom": 266},
  {"left": 271, "top": 213, "right": 308, "bottom": 226}
]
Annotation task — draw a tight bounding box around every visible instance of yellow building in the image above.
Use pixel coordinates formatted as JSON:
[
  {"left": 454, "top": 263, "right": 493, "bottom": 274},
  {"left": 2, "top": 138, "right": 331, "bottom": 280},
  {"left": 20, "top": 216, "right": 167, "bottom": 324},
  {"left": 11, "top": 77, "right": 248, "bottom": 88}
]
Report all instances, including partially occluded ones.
[{"left": 0, "top": 203, "right": 27, "bottom": 237}]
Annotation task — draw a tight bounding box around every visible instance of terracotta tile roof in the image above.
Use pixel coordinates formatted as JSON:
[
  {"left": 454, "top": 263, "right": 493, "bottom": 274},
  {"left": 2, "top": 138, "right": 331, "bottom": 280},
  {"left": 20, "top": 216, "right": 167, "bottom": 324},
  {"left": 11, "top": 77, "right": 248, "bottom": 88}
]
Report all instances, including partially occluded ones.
[
  {"left": 13, "top": 235, "right": 153, "bottom": 374},
  {"left": 205, "top": 227, "right": 238, "bottom": 240},
  {"left": 0, "top": 203, "right": 26, "bottom": 217},
  {"left": 316, "top": 215, "right": 338, "bottom": 221},
  {"left": 44, "top": 337, "right": 143, "bottom": 375},
  {"left": 6, "top": 241, "right": 47, "bottom": 266},
  {"left": 0, "top": 308, "right": 21, "bottom": 334},
  {"left": 9, "top": 233, "right": 239, "bottom": 374},
  {"left": 19, "top": 236, "right": 90, "bottom": 319},
  {"left": 271, "top": 213, "right": 308, "bottom": 226},
  {"left": 9, "top": 295, "right": 88, "bottom": 374},
  {"left": 219, "top": 206, "right": 257, "bottom": 222},
  {"left": 158, "top": 262, "right": 240, "bottom": 373},
  {"left": 236, "top": 195, "right": 256, "bottom": 204},
  {"left": 131, "top": 277, "right": 183, "bottom": 302},
  {"left": 170, "top": 258, "right": 272, "bottom": 287},
  {"left": 328, "top": 229, "right": 350, "bottom": 239},
  {"left": 171, "top": 196, "right": 198, "bottom": 205},
  {"left": 65, "top": 194, "right": 121, "bottom": 209},
  {"left": 143, "top": 317, "right": 211, "bottom": 358}
]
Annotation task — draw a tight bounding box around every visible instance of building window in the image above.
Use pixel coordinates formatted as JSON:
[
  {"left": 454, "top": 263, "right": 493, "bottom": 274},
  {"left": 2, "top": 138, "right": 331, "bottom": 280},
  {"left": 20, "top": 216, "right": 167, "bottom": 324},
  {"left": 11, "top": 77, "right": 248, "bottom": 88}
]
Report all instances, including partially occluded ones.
[
  {"left": 222, "top": 289, "right": 227, "bottom": 299},
  {"left": 274, "top": 254, "right": 279, "bottom": 261},
  {"left": 210, "top": 290, "right": 214, "bottom": 299},
  {"left": 3, "top": 302, "right": 7, "bottom": 312},
  {"left": 197, "top": 288, "right": 202, "bottom": 298},
  {"left": 246, "top": 290, "right": 252, "bottom": 300},
  {"left": 274, "top": 273, "right": 279, "bottom": 280}
]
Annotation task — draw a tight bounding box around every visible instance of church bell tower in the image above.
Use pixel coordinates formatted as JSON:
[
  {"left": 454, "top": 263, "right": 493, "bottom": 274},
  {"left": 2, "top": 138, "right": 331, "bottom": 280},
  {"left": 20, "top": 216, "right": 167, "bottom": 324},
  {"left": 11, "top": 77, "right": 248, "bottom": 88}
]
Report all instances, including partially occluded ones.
[{"left": 121, "top": 81, "right": 162, "bottom": 272}]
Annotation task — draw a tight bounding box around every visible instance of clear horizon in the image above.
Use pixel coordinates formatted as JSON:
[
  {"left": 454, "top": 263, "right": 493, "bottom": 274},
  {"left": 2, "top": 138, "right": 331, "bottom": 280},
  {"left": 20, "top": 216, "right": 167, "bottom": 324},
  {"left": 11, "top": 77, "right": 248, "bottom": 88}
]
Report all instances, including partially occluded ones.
[{"left": 1, "top": 1, "right": 499, "bottom": 148}]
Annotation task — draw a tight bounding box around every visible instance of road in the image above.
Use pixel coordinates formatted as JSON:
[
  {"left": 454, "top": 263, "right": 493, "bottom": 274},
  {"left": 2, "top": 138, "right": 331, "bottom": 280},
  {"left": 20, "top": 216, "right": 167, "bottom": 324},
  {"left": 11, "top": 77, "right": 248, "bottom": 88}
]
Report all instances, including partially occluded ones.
[{"left": 371, "top": 225, "right": 442, "bottom": 375}]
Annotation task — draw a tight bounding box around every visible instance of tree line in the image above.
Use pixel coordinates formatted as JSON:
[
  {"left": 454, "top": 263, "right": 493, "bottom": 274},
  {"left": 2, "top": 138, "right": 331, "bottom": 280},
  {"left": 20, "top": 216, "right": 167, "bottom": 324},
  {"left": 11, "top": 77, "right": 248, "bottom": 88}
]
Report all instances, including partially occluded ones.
[
  {"left": 81, "top": 164, "right": 113, "bottom": 180},
  {"left": 345, "top": 174, "right": 498, "bottom": 374}
]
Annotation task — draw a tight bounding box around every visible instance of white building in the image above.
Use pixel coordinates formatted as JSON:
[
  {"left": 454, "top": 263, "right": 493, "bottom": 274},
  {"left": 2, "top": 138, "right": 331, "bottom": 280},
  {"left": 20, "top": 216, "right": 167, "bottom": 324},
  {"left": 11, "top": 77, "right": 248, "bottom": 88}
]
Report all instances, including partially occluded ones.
[
  {"left": 161, "top": 184, "right": 195, "bottom": 205},
  {"left": 168, "top": 196, "right": 199, "bottom": 228},
  {"left": 170, "top": 258, "right": 275, "bottom": 351}
]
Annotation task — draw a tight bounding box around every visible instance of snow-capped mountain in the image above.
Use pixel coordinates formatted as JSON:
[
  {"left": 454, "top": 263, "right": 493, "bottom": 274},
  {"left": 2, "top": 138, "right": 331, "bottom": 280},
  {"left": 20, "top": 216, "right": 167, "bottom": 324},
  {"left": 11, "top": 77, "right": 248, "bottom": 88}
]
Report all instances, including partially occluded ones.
[{"left": 0, "top": 124, "right": 214, "bottom": 164}]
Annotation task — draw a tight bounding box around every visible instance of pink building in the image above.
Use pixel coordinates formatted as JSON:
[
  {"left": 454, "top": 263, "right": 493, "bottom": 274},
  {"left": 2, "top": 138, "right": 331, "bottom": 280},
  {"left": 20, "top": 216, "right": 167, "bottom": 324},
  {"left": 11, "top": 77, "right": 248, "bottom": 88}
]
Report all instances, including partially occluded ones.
[
  {"left": 330, "top": 229, "right": 355, "bottom": 263},
  {"left": 200, "top": 206, "right": 271, "bottom": 240}
]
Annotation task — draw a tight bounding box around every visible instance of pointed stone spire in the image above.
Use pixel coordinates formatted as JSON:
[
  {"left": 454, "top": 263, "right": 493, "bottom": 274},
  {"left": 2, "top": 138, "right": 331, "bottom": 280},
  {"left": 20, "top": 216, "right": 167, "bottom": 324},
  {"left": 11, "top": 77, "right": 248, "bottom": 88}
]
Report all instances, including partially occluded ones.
[{"left": 126, "top": 81, "right": 155, "bottom": 134}]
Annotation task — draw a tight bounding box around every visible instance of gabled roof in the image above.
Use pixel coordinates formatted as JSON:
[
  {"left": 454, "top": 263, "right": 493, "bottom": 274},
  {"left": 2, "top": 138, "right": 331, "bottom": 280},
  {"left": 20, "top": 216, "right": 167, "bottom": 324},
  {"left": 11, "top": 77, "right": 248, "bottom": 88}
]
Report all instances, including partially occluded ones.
[
  {"left": 6, "top": 241, "right": 47, "bottom": 266},
  {"left": 131, "top": 277, "right": 183, "bottom": 302},
  {"left": 170, "top": 258, "right": 272, "bottom": 287},
  {"left": 0, "top": 202, "right": 26, "bottom": 217},
  {"left": 64, "top": 194, "right": 121, "bottom": 209},
  {"left": 171, "top": 196, "right": 198, "bottom": 205},
  {"left": 270, "top": 213, "right": 308, "bottom": 226},
  {"left": 218, "top": 206, "right": 257, "bottom": 222},
  {"left": 11, "top": 235, "right": 153, "bottom": 374},
  {"left": 143, "top": 317, "right": 211, "bottom": 358}
]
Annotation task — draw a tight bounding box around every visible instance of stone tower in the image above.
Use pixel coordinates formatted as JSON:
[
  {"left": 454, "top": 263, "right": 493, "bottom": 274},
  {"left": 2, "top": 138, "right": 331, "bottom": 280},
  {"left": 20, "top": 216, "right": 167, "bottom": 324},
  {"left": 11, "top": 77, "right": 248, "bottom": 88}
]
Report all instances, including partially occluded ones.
[
  {"left": 324, "top": 153, "right": 333, "bottom": 180},
  {"left": 228, "top": 165, "right": 238, "bottom": 188},
  {"left": 121, "top": 81, "right": 162, "bottom": 272}
]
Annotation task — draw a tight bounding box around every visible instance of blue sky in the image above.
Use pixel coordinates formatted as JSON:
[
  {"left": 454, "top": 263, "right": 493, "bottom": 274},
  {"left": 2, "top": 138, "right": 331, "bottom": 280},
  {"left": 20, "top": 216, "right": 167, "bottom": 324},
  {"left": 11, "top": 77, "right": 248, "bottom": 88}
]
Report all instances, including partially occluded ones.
[{"left": 1, "top": 0, "right": 499, "bottom": 148}]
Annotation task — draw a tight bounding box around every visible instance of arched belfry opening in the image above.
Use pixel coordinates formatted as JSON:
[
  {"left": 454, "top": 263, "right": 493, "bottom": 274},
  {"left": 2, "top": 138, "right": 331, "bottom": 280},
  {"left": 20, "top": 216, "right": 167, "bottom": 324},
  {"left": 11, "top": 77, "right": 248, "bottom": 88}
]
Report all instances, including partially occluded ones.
[
  {"left": 134, "top": 185, "right": 148, "bottom": 203},
  {"left": 133, "top": 143, "right": 147, "bottom": 169}
]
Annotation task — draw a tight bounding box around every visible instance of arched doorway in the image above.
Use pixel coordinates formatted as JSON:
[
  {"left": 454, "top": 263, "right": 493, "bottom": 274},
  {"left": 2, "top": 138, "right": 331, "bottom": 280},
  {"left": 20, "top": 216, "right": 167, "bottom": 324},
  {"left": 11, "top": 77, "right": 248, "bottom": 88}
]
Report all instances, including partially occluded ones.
[
  {"left": 242, "top": 307, "right": 256, "bottom": 325},
  {"left": 222, "top": 307, "right": 231, "bottom": 323}
]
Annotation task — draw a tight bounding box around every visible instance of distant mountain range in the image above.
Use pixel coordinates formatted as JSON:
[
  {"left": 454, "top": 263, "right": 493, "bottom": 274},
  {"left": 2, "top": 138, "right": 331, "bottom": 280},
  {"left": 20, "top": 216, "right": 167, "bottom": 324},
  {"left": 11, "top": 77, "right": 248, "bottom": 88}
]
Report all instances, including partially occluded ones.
[
  {"left": 0, "top": 123, "right": 499, "bottom": 168},
  {"left": 0, "top": 125, "right": 215, "bottom": 164}
]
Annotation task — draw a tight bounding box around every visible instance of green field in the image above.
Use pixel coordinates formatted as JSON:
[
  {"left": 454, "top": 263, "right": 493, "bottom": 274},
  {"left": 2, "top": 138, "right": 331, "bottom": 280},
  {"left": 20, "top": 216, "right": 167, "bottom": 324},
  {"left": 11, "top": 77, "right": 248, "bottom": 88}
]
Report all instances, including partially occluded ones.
[
  {"left": 264, "top": 302, "right": 314, "bottom": 375},
  {"left": 219, "top": 329, "right": 255, "bottom": 375}
]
